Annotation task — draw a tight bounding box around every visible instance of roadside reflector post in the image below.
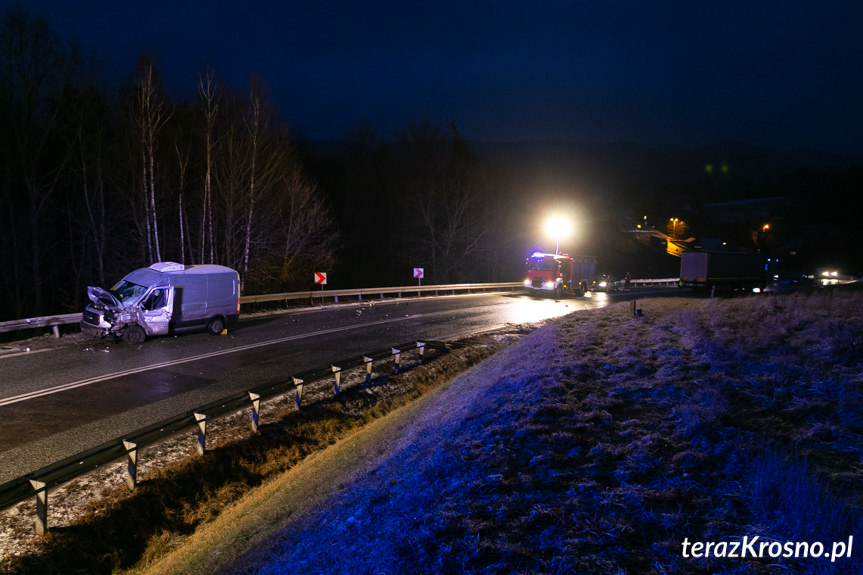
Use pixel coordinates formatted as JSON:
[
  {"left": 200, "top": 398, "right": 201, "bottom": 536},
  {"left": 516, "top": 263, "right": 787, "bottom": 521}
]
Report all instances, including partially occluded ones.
[
  {"left": 293, "top": 377, "right": 304, "bottom": 409},
  {"left": 331, "top": 365, "right": 342, "bottom": 395},
  {"left": 392, "top": 348, "right": 401, "bottom": 374},
  {"left": 249, "top": 392, "right": 261, "bottom": 433},
  {"left": 123, "top": 440, "right": 138, "bottom": 490},
  {"left": 30, "top": 480, "right": 47, "bottom": 535},
  {"left": 417, "top": 342, "right": 426, "bottom": 364},
  {"left": 194, "top": 413, "right": 207, "bottom": 455},
  {"left": 363, "top": 356, "right": 373, "bottom": 385}
]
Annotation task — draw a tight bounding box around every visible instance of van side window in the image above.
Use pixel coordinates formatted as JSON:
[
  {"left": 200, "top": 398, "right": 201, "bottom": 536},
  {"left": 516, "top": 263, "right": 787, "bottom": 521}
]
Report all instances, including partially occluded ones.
[{"left": 144, "top": 289, "right": 167, "bottom": 310}]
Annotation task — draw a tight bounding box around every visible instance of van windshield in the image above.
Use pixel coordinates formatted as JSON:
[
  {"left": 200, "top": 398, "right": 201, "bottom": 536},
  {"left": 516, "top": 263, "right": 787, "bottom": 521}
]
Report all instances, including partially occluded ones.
[{"left": 110, "top": 280, "right": 147, "bottom": 305}]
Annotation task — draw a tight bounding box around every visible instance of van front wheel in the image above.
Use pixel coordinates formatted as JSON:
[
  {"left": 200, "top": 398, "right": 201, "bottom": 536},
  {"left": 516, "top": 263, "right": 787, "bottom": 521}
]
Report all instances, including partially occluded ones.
[
  {"left": 207, "top": 317, "right": 226, "bottom": 335},
  {"left": 123, "top": 325, "right": 146, "bottom": 345}
]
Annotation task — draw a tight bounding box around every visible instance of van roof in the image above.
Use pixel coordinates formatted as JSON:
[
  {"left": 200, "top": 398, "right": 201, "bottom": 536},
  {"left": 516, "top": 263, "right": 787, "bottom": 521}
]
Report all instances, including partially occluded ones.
[
  {"left": 146, "top": 262, "right": 237, "bottom": 275},
  {"left": 172, "top": 264, "right": 237, "bottom": 275}
]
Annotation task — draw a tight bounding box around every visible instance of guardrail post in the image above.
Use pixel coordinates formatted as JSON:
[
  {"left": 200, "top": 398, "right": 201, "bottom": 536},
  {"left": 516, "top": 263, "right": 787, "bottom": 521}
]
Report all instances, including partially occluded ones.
[
  {"left": 194, "top": 413, "right": 207, "bottom": 455},
  {"left": 293, "top": 377, "right": 304, "bottom": 409},
  {"left": 249, "top": 392, "right": 261, "bottom": 433},
  {"left": 331, "top": 365, "right": 341, "bottom": 395},
  {"left": 417, "top": 342, "right": 426, "bottom": 364},
  {"left": 52, "top": 325, "right": 60, "bottom": 338},
  {"left": 363, "top": 356, "right": 373, "bottom": 385},
  {"left": 392, "top": 348, "right": 401, "bottom": 374},
  {"left": 123, "top": 440, "right": 138, "bottom": 490},
  {"left": 29, "top": 480, "right": 48, "bottom": 535}
]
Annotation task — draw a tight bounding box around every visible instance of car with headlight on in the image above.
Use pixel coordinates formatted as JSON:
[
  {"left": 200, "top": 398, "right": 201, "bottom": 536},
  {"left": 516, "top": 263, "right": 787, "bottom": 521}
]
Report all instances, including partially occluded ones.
[
  {"left": 591, "top": 273, "right": 619, "bottom": 292},
  {"left": 762, "top": 272, "right": 813, "bottom": 294}
]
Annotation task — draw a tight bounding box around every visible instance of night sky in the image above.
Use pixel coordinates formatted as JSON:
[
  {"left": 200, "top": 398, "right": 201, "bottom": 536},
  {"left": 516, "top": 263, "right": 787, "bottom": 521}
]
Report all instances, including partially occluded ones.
[{"left": 5, "top": 0, "right": 863, "bottom": 156}]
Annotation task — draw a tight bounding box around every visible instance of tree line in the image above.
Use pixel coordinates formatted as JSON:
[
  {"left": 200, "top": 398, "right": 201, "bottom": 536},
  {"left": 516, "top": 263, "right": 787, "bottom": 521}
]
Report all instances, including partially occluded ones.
[
  {"left": 0, "top": 7, "right": 525, "bottom": 321},
  {"left": 310, "top": 119, "right": 522, "bottom": 290}
]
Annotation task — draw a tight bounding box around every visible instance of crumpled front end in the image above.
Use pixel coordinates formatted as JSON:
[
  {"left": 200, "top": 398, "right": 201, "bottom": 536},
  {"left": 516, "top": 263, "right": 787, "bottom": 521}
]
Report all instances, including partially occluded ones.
[
  {"left": 80, "top": 286, "right": 135, "bottom": 338},
  {"left": 80, "top": 304, "right": 115, "bottom": 337},
  {"left": 81, "top": 304, "right": 142, "bottom": 338}
]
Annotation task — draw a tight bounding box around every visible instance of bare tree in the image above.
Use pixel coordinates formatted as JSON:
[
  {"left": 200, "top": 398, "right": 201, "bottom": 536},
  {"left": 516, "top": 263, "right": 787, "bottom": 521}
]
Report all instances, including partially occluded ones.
[
  {"left": 197, "top": 67, "right": 219, "bottom": 264},
  {"left": 174, "top": 136, "right": 190, "bottom": 265},
  {"left": 274, "top": 167, "right": 336, "bottom": 284},
  {"left": 134, "top": 54, "right": 172, "bottom": 263},
  {"left": 397, "top": 121, "right": 488, "bottom": 283},
  {"left": 0, "top": 7, "right": 76, "bottom": 314},
  {"left": 242, "top": 80, "right": 264, "bottom": 277},
  {"left": 66, "top": 86, "right": 111, "bottom": 288}
]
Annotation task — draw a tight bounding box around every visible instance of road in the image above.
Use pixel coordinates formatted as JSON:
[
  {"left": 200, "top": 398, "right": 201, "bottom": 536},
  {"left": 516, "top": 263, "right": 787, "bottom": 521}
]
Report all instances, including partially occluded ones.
[{"left": 0, "top": 291, "right": 613, "bottom": 483}]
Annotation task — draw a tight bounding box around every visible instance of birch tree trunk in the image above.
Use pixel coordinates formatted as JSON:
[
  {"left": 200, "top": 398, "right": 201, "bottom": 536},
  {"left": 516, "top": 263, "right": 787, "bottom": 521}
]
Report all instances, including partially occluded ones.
[
  {"left": 175, "top": 139, "right": 190, "bottom": 265},
  {"left": 134, "top": 56, "right": 172, "bottom": 263},
  {"left": 198, "top": 68, "right": 218, "bottom": 264},
  {"left": 242, "top": 86, "right": 263, "bottom": 277}
]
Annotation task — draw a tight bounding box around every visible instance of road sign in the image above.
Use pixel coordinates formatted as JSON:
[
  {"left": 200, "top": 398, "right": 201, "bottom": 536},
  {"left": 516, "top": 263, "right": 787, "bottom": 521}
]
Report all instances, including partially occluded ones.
[
  {"left": 413, "top": 268, "right": 424, "bottom": 279},
  {"left": 314, "top": 272, "right": 327, "bottom": 285}
]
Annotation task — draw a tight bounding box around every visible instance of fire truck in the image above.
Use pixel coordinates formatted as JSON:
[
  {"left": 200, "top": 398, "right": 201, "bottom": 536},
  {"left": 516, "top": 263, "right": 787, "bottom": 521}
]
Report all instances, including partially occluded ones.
[{"left": 524, "top": 252, "right": 596, "bottom": 297}]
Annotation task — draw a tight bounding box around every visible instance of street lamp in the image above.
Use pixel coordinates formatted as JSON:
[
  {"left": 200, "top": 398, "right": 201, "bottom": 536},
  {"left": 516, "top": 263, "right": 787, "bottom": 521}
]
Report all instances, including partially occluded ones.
[
  {"left": 544, "top": 215, "right": 572, "bottom": 255},
  {"left": 669, "top": 218, "right": 679, "bottom": 239}
]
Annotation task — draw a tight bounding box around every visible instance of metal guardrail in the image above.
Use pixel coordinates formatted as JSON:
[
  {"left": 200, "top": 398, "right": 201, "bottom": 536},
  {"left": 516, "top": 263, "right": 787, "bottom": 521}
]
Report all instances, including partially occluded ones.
[
  {"left": 0, "top": 313, "right": 83, "bottom": 338},
  {"left": 625, "top": 277, "right": 680, "bottom": 288},
  {"left": 241, "top": 282, "right": 523, "bottom": 305},
  {"left": 593, "top": 277, "right": 681, "bottom": 290},
  {"left": 0, "top": 282, "right": 524, "bottom": 338},
  {"left": 0, "top": 339, "right": 453, "bottom": 533}
]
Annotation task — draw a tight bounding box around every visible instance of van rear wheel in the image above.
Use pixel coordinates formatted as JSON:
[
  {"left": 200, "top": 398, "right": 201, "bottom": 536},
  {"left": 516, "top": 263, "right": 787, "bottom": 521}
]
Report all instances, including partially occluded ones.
[
  {"left": 207, "top": 317, "right": 226, "bottom": 335},
  {"left": 123, "top": 325, "right": 146, "bottom": 345}
]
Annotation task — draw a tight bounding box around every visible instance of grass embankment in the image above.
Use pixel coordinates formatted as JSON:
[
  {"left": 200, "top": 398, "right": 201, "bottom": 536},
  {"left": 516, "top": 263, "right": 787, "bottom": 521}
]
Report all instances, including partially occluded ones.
[
  {"left": 401, "top": 292, "right": 861, "bottom": 574},
  {"left": 224, "top": 292, "right": 860, "bottom": 574}
]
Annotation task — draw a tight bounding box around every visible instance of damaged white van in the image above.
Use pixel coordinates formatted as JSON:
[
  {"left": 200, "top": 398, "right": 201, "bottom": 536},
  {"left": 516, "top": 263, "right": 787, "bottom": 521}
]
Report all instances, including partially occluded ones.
[{"left": 81, "top": 262, "right": 240, "bottom": 344}]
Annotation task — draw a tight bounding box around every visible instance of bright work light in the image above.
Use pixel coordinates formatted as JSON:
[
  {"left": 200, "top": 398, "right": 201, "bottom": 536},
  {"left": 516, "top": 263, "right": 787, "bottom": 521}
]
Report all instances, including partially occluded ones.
[{"left": 544, "top": 215, "right": 572, "bottom": 255}]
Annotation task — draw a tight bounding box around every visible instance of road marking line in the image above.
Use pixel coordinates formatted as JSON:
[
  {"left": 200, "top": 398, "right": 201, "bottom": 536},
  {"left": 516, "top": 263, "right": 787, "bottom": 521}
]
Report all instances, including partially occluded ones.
[
  {"left": 0, "top": 348, "right": 53, "bottom": 360},
  {"left": 0, "top": 317, "right": 411, "bottom": 407}
]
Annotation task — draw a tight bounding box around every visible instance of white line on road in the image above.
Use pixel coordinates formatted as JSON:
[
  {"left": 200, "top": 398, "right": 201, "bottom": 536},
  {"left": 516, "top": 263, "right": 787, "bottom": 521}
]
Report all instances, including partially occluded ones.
[
  {"left": 0, "top": 317, "right": 412, "bottom": 407},
  {"left": 0, "top": 347, "right": 53, "bottom": 360}
]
